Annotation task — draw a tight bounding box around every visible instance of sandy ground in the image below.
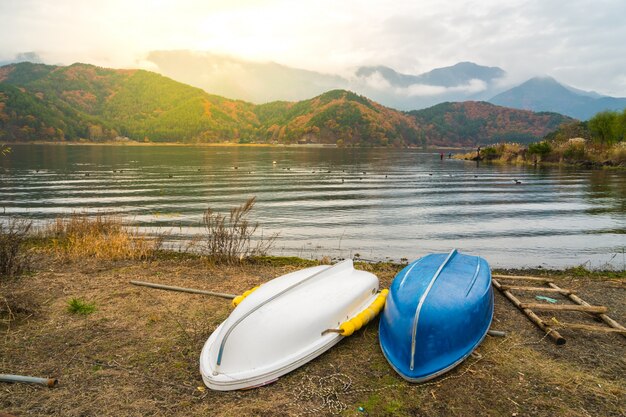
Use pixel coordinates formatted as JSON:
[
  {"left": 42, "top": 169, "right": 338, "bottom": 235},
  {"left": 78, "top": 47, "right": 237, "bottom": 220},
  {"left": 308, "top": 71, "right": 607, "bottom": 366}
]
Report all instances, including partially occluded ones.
[{"left": 1, "top": 255, "right": 625, "bottom": 416}]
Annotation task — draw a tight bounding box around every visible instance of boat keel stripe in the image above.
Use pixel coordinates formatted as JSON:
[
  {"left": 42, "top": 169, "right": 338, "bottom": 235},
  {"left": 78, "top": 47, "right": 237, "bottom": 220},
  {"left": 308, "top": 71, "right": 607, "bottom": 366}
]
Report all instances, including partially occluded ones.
[{"left": 409, "top": 249, "right": 457, "bottom": 371}]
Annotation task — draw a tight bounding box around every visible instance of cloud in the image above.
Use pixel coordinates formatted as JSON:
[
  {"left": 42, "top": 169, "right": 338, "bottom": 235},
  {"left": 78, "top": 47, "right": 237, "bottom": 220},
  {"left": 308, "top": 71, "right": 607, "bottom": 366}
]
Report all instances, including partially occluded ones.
[
  {"left": 1, "top": 0, "right": 625, "bottom": 95},
  {"left": 358, "top": 68, "right": 488, "bottom": 97}
]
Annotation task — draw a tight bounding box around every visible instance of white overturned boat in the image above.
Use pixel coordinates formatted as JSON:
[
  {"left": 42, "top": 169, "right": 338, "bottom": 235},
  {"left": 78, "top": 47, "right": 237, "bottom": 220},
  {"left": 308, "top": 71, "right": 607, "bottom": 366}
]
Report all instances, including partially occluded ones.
[{"left": 200, "top": 259, "right": 385, "bottom": 391}]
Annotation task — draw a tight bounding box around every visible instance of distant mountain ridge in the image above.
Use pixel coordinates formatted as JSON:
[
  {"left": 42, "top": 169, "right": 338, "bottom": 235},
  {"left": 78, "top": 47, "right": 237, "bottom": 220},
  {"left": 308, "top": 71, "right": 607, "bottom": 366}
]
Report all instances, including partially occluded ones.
[
  {"left": 488, "top": 76, "right": 626, "bottom": 120},
  {"left": 144, "top": 51, "right": 626, "bottom": 118},
  {"left": 0, "top": 61, "right": 573, "bottom": 147}
]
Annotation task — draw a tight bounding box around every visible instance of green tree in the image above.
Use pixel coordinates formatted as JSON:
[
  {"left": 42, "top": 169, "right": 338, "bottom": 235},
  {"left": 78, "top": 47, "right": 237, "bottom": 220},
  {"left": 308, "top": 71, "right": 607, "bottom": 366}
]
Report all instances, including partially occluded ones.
[
  {"left": 588, "top": 111, "right": 618, "bottom": 146},
  {"left": 528, "top": 141, "right": 552, "bottom": 159}
]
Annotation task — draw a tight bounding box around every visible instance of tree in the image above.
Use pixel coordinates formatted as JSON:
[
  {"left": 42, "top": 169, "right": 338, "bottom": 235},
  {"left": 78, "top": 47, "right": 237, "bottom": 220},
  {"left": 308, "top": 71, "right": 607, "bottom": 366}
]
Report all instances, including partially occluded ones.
[
  {"left": 588, "top": 111, "right": 618, "bottom": 146},
  {"left": 528, "top": 141, "right": 552, "bottom": 159}
]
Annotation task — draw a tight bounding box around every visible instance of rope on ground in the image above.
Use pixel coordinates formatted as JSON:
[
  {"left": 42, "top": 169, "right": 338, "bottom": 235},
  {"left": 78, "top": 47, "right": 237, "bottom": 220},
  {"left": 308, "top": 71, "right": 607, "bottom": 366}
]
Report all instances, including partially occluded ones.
[{"left": 288, "top": 332, "right": 553, "bottom": 415}]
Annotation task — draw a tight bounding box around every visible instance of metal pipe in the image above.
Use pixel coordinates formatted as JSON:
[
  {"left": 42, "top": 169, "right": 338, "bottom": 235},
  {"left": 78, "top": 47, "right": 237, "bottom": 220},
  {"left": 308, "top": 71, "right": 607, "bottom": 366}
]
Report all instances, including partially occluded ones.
[
  {"left": 487, "top": 330, "right": 507, "bottom": 337},
  {"left": 0, "top": 374, "right": 58, "bottom": 387},
  {"left": 130, "top": 280, "right": 236, "bottom": 299}
]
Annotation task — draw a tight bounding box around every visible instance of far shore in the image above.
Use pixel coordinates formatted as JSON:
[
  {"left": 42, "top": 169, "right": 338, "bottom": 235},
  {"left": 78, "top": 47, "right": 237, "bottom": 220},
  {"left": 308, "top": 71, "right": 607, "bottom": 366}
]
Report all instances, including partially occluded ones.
[{"left": 2, "top": 140, "right": 471, "bottom": 151}]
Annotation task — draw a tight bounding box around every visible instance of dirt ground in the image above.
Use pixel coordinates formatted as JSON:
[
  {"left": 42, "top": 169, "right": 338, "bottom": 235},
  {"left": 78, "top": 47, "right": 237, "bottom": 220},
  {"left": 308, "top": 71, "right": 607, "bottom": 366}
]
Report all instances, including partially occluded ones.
[{"left": 1, "top": 255, "right": 625, "bottom": 416}]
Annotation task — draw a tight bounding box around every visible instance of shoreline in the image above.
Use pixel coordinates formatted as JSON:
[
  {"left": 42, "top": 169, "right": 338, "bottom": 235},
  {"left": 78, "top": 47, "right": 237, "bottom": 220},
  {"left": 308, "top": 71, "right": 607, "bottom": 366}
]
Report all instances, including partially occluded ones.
[
  {"left": 1, "top": 249, "right": 624, "bottom": 416},
  {"left": 2, "top": 140, "right": 471, "bottom": 151}
]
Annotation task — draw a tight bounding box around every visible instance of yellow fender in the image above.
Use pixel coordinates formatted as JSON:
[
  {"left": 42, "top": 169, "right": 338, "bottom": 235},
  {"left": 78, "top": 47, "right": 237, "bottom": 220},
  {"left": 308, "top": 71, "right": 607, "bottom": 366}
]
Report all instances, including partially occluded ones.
[
  {"left": 231, "top": 286, "right": 260, "bottom": 307},
  {"left": 338, "top": 289, "right": 389, "bottom": 336}
]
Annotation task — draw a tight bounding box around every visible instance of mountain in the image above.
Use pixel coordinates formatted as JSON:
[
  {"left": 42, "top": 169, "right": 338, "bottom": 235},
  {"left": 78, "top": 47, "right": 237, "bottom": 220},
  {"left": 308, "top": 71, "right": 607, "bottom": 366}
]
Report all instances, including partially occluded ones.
[
  {"left": 145, "top": 50, "right": 348, "bottom": 104},
  {"left": 489, "top": 77, "right": 626, "bottom": 120},
  {"left": 0, "top": 62, "right": 259, "bottom": 142},
  {"left": 0, "top": 62, "right": 574, "bottom": 147},
  {"left": 408, "top": 101, "right": 574, "bottom": 147},
  {"left": 0, "top": 62, "right": 419, "bottom": 145},
  {"left": 353, "top": 62, "right": 506, "bottom": 111},
  {"left": 254, "top": 90, "right": 420, "bottom": 146},
  {"left": 356, "top": 62, "right": 504, "bottom": 89},
  {"left": 146, "top": 51, "right": 507, "bottom": 110}
]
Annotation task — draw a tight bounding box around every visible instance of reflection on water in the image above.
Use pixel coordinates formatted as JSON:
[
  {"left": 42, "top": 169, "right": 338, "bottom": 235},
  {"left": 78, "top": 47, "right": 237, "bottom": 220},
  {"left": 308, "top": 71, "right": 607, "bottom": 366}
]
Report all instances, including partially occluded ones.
[{"left": 1, "top": 144, "right": 625, "bottom": 268}]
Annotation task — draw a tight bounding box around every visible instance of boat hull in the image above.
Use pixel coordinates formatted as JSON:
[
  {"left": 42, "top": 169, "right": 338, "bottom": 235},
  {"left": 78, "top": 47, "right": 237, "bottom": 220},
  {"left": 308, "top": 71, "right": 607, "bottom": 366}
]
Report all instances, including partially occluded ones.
[
  {"left": 379, "top": 249, "right": 493, "bottom": 382},
  {"left": 200, "top": 260, "right": 379, "bottom": 390}
]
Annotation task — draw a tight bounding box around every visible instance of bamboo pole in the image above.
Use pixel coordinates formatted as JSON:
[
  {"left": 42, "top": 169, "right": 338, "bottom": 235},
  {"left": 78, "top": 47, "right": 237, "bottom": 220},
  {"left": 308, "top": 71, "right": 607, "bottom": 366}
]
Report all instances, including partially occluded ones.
[
  {"left": 554, "top": 322, "right": 626, "bottom": 334},
  {"left": 492, "top": 279, "right": 566, "bottom": 345},
  {"left": 130, "top": 280, "right": 236, "bottom": 299},
  {"left": 518, "top": 303, "right": 608, "bottom": 313},
  {"left": 548, "top": 282, "right": 626, "bottom": 339},
  {"left": 492, "top": 275, "right": 553, "bottom": 282},
  {"left": 498, "top": 285, "right": 572, "bottom": 294}
]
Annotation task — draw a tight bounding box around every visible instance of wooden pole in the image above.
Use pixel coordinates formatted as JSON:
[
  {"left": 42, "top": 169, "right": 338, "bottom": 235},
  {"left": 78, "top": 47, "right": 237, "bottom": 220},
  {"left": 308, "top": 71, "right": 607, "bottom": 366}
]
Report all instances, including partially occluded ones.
[
  {"left": 130, "top": 280, "right": 236, "bottom": 300},
  {"left": 492, "top": 275, "right": 553, "bottom": 282},
  {"left": 498, "top": 285, "right": 572, "bottom": 294},
  {"left": 492, "top": 279, "right": 566, "bottom": 345},
  {"left": 554, "top": 322, "right": 626, "bottom": 334},
  {"left": 548, "top": 282, "right": 626, "bottom": 339},
  {"left": 518, "top": 303, "right": 608, "bottom": 313}
]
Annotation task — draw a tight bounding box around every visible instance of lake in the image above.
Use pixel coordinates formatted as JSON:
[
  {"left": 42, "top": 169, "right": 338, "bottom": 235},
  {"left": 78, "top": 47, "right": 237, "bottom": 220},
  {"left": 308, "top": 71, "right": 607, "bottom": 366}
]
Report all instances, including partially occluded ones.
[{"left": 1, "top": 144, "right": 624, "bottom": 269}]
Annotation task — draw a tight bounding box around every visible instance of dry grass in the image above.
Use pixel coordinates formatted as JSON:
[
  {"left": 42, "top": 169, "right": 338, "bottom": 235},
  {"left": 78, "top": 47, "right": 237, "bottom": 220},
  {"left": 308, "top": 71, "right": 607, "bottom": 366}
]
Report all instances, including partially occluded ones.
[
  {"left": 202, "top": 197, "right": 277, "bottom": 264},
  {"left": 0, "top": 217, "right": 33, "bottom": 279},
  {"left": 1, "top": 254, "right": 624, "bottom": 416},
  {"left": 42, "top": 213, "right": 163, "bottom": 261}
]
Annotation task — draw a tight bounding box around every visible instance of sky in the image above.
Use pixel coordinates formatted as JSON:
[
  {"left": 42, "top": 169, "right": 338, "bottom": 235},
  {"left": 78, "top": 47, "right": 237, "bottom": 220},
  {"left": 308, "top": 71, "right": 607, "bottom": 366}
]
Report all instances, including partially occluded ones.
[{"left": 1, "top": 0, "right": 626, "bottom": 96}]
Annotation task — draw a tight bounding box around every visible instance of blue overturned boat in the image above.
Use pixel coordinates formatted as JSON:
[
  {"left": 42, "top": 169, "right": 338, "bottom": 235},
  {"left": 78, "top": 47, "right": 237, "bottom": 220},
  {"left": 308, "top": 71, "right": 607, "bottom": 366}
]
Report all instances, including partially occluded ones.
[{"left": 379, "top": 249, "right": 493, "bottom": 382}]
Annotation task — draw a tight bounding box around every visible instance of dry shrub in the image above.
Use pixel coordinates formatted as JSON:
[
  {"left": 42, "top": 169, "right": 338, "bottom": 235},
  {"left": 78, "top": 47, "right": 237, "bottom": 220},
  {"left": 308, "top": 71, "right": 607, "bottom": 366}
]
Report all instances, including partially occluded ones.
[
  {"left": 0, "top": 218, "right": 33, "bottom": 278},
  {"left": 202, "top": 197, "right": 277, "bottom": 264},
  {"left": 609, "top": 142, "right": 626, "bottom": 164},
  {"left": 44, "top": 213, "right": 163, "bottom": 261}
]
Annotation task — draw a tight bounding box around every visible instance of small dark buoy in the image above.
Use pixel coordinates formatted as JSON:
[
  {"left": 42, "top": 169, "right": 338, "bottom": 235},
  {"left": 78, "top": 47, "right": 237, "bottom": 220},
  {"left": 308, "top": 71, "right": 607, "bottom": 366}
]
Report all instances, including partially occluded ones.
[
  {"left": 287, "top": 168, "right": 291, "bottom": 171},
  {"left": 363, "top": 171, "right": 366, "bottom": 174},
  {"left": 36, "top": 169, "right": 40, "bottom": 173},
  {"left": 514, "top": 179, "right": 522, "bottom": 184},
  {"left": 85, "top": 173, "right": 90, "bottom": 177},
  {"left": 385, "top": 175, "right": 388, "bottom": 178},
  {"left": 198, "top": 168, "right": 201, "bottom": 171},
  {"left": 474, "top": 175, "right": 478, "bottom": 178},
  {"left": 119, "top": 170, "right": 123, "bottom": 173},
  {"left": 234, "top": 166, "right": 238, "bottom": 169},
  {"left": 327, "top": 170, "right": 331, "bottom": 173},
  {"left": 359, "top": 177, "right": 363, "bottom": 180},
  {"left": 168, "top": 174, "right": 173, "bottom": 178},
  {"left": 428, "top": 173, "right": 432, "bottom": 176},
  {"left": 341, "top": 179, "right": 344, "bottom": 183}
]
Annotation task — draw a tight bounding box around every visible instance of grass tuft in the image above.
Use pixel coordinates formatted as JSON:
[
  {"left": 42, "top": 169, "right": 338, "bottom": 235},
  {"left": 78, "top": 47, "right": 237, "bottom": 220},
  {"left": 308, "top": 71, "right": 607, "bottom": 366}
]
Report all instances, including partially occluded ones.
[
  {"left": 0, "top": 218, "right": 33, "bottom": 278},
  {"left": 202, "top": 197, "right": 277, "bottom": 264},
  {"left": 67, "top": 298, "right": 97, "bottom": 315},
  {"left": 43, "top": 213, "right": 163, "bottom": 261}
]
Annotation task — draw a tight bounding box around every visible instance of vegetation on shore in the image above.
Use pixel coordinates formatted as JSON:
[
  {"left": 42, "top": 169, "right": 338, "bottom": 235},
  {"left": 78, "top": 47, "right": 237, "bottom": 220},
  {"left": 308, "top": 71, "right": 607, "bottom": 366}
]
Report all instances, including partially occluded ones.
[{"left": 455, "top": 109, "right": 626, "bottom": 167}]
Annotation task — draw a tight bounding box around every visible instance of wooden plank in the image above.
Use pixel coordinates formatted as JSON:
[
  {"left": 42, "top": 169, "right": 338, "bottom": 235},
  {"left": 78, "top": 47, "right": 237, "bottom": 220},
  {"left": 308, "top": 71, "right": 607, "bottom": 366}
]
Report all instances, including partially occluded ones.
[
  {"left": 499, "top": 285, "right": 571, "bottom": 294},
  {"left": 555, "top": 322, "right": 626, "bottom": 334},
  {"left": 548, "top": 282, "right": 626, "bottom": 339},
  {"left": 492, "top": 279, "right": 565, "bottom": 345},
  {"left": 130, "top": 280, "right": 236, "bottom": 299},
  {"left": 492, "top": 275, "right": 552, "bottom": 282},
  {"left": 518, "top": 303, "right": 608, "bottom": 313}
]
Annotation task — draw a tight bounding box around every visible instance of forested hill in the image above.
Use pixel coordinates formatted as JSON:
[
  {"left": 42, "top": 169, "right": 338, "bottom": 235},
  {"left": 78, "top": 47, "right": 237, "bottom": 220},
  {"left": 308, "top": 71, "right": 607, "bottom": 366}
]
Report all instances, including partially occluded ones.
[
  {"left": 0, "top": 62, "right": 258, "bottom": 142},
  {"left": 1, "top": 62, "right": 574, "bottom": 146},
  {"left": 408, "top": 102, "right": 574, "bottom": 146}
]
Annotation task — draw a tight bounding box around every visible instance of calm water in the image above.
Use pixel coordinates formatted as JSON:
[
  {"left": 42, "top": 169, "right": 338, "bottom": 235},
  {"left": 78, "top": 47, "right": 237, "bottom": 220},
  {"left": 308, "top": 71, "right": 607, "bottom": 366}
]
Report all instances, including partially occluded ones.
[{"left": 1, "top": 144, "right": 625, "bottom": 269}]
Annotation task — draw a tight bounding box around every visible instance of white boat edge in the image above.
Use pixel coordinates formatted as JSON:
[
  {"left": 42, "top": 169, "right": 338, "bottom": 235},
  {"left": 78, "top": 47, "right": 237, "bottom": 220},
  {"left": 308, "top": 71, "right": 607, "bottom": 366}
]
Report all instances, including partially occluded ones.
[{"left": 199, "top": 259, "right": 379, "bottom": 391}]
